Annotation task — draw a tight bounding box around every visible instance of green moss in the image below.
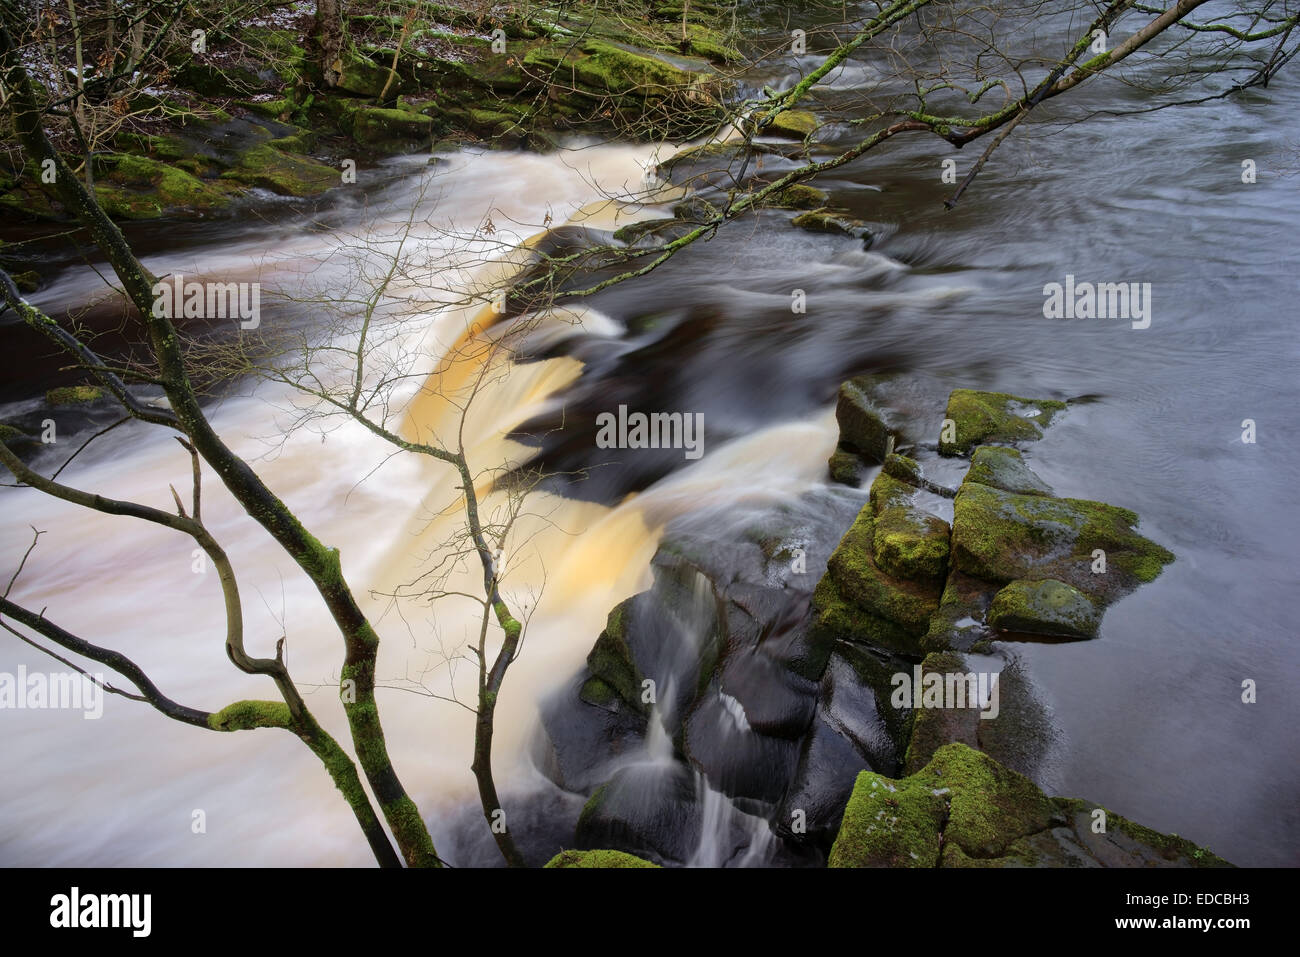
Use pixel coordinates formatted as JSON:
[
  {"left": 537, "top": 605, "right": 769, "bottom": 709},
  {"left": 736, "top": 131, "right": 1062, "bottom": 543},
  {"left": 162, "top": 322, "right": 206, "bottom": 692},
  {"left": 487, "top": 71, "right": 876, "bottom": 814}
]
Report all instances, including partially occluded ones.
[
  {"left": 574, "top": 40, "right": 694, "bottom": 95},
  {"left": 837, "top": 378, "right": 895, "bottom": 462},
  {"left": 0, "top": 423, "right": 33, "bottom": 444},
  {"left": 46, "top": 385, "right": 104, "bottom": 406},
  {"left": 827, "top": 770, "right": 946, "bottom": 867},
  {"left": 207, "top": 699, "right": 294, "bottom": 732},
  {"left": 544, "top": 849, "right": 659, "bottom": 868},
  {"left": 940, "top": 389, "right": 1066, "bottom": 456}
]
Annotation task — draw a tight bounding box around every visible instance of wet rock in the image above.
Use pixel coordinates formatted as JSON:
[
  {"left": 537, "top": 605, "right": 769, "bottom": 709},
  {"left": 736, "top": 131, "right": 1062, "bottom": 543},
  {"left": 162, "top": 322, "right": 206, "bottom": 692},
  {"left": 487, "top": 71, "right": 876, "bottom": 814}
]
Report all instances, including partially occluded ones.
[
  {"left": 347, "top": 106, "right": 433, "bottom": 153},
  {"left": 964, "top": 445, "right": 1053, "bottom": 496},
  {"left": 777, "top": 708, "right": 872, "bottom": 846},
  {"left": 544, "top": 849, "right": 659, "bottom": 868},
  {"left": 920, "top": 569, "right": 995, "bottom": 654},
  {"left": 987, "top": 578, "right": 1102, "bottom": 639},
  {"left": 762, "top": 109, "right": 818, "bottom": 139},
  {"left": 939, "top": 389, "right": 1066, "bottom": 456},
  {"left": 834, "top": 376, "right": 899, "bottom": 464},
  {"left": 575, "top": 763, "right": 701, "bottom": 864},
  {"left": 768, "top": 183, "right": 829, "bottom": 209},
  {"left": 811, "top": 506, "right": 942, "bottom": 656},
  {"left": 827, "top": 767, "right": 947, "bottom": 867},
  {"left": 221, "top": 143, "right": 339, "bottom": 198},
  {"left": 872, "top": 502, "right": 949, "bottom": 582},
  {"left": 830, "top": 743, "right": 1229, "bottom": 867},
  {"left": 792, "top": 208, "right": 871, "bottom": 241},
  {"left": 46, "top": 385, "right": 105, "bottom": 406},
  {"left": 534, "top": 674, "right": 648, "bottom": 793},
  {"left": 827, "top": 448, "right": 864, "bottom": 485},
  {"left": 950, "top": 481, "right": 1174, "bottom": 598},
  {"left": 584, "top": 599, "right": 649, "bottom": 715}
]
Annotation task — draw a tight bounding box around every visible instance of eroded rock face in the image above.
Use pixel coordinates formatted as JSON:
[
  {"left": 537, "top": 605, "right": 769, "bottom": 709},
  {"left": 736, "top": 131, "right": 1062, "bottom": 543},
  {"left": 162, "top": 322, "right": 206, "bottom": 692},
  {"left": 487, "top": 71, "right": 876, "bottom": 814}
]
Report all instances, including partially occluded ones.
[{"left": 830, "top": 744, "right": 1231, "bottom": 868}]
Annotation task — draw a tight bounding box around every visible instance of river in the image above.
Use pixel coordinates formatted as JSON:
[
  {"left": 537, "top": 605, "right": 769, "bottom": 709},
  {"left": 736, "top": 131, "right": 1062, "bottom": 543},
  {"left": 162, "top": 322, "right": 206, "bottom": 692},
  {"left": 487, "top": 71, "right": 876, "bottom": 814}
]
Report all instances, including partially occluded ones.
[{"left": 1, "top": 2, "right": 1297, "bottom": 866}]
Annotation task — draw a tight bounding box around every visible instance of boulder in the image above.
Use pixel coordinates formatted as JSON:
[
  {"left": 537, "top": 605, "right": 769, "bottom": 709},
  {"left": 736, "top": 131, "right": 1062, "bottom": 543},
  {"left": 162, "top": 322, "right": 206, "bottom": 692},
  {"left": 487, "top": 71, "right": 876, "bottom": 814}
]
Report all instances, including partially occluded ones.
[
  {"left": 964, "top": 445, "right": 1052, "bottom": 496},
  {"left": 987, "top": 578, "right": 1102, "bottom": 639},
  {"left": 543, "top": 849, "right": 659, "bottom": 868},
  {"left": 939, "top": 389, "right": 1066, "bottom": 456}
]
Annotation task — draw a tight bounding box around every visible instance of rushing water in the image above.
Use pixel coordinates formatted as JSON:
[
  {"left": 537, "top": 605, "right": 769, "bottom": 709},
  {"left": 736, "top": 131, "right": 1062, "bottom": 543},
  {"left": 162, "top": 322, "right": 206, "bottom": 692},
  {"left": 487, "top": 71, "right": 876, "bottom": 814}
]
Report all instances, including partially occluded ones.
[{"left": 2, "top": 4, "right": 1299, "bottom": 866}]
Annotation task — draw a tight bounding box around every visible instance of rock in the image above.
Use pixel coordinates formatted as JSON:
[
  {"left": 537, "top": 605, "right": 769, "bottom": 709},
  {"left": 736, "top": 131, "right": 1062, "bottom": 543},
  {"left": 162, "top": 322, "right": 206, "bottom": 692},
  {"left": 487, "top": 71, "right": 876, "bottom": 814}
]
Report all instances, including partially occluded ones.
[
  {"left": 791, "top": 209, "right": 870, "bottom": 241},
  {"left": 900, "top": 652, "right": 983, "bottom": 774},
  {"left": 334, "top": 50, "right": 396, "bottom": 98},
  {"left": 543, "top": 849, "right": 659, "bottom": 868},
  {"left": 920, "top": 569, "right": 994, "bottom": 654},
  {"left": 827, "top": 448, "right": 863, "bottom": 485},
  {"left": 94, "top": 153, "right": 231, "bottom": 219},
  {"left": 950, "top": 481, "right": 1174, "bottom": 597},
  {"left": 811, "top": 507, "right": 942, "bottom": 655},
  {"left": 827, "top": 768, "right": 947, "bottom": 867},
  {"left": 964, "top": 445, "right": 1053, "bottom": 495},
  {"left": 0, "top": 423, "right": 35, "bottom": 446},
  {"left": 834, "top": 377, "right": 897, "bottom": 463},
  {"left": 585, "top": 599, "right": 648, "bottom": 715},
  {"left": 777, "top": 707, "right": 872, "bottom": 845},
  {"left": 762, "top": 109, "right": 818, "bottom": 139},
  {"left": 872, "top": 504, "right": 949, "bottom": 582},
  {"left": 939, "top": 389, "right": 1066, "bottom": 456},
  {"left": 10, "top": 270, "right": 39, "bottom": 293},
  {"left": 830, "top": 742, "right": 1230, "bottom": 867},
  {"left": 769, "top": 183, "right": 829, "bottom": 209},
  {"left": 987, "top": 578, "right": 1102, "bottom": 639},
  {"left": 222, "top": 143, "right": 339, "bottom": 198},
  {"left": 46, "top": 385, "right": 104, "bottom": 406},
  {"left": 575, "top": 763, "right": 701, "bottom": 864},
  {"left": 348, "top": 106, "right": 433, "bottom": 153}
]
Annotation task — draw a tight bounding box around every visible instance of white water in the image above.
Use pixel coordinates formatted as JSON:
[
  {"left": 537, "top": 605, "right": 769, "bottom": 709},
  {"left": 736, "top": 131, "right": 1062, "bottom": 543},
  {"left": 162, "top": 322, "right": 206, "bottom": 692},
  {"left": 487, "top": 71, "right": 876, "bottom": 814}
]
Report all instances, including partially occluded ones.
[{"left": 0, "top": 143, "right": 838, "bottom": 866}]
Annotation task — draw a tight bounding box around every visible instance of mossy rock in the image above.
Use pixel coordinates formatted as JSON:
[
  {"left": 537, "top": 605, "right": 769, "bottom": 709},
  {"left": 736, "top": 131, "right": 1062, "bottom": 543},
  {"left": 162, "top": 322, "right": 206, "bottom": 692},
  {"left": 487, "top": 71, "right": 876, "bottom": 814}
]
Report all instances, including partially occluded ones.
[
  {"left": 792, "top": 209, "right": 870, "bottom": 240},
  {"left": 46, "top": 385, "right": 105, "bottom": 406},
  {"left": 872, "top": 504, "right": 950, "bottom": 582},
  {"left": 769, "top": 183, "right": 828, "bottom": 210},
  {"left": 827, "top": 770, "right": 947, "bottom": 867},
  {"left": 835, "top": 377, "right": 897, "bottom": 463},
  {"left": 827, "top": 448, "right": 863, "bottom": 485},
  {"left": 0, "top": 423, "right": 35, "bottom": 445},
  {"left": 868, "top": 470, "right": 913, "bottom": 514},
  {"left": 544, "top": 849, "right": 660, "bottom": 868},
  {"left": 334, "top": 49, "right": 397, "bottom": 98},
  {"left": 882, "top": 452, "right": 922, "bottom": 487},
  {"left": 920, "top": 569, "right": 996, "bottom": 654},
  {"left": 10, "top": 269, "right": 39, "bottom": 293},
  {"left": 573, "top": 40, "right": 696, "bottom": 96},
  {"left": 1050, "top": 798, "right": 1232, "bottom": 868},
  {"left": 987, "top": 578, "right": 1101, "bottom": 639},
  {"left": 950, "top": 482, "right": 1174, "bottom": 598},
  {"left": 585, "top": 600, "right": 646, "bottom": 714},
  {"left": 681, "top": 24, "right": 743, "bottom": 64},
  {"left": 914, "top": 743, "right": 1055, "bottom": 858},
  {"left": 763, "top": 109, "right": 818, "bottom": 139},
  {"left": 349, "top": 106, "right": 434, "bottom": 153},
  {"left": 814, "top": 508, "right": 942, "bottom": 654},
  {"left": 95, "top": 154, "right": 231, "bottom": 218},
  {"left": 939, "top": 389, "right": 1066, "bottom": 456},
  {"left": 222, "top": 143, "right": 339, "bottom": 198},
  {"left": 964, "top": 445, "right": 1052, "bottom": 496}
]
